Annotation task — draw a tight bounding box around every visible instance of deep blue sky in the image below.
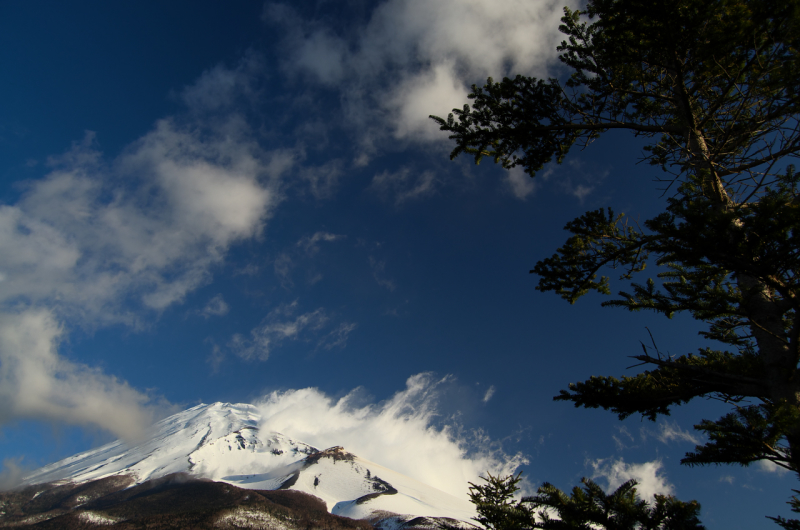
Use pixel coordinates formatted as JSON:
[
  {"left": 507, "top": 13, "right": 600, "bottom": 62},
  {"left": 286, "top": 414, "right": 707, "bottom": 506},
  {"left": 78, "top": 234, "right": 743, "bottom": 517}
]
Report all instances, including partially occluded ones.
[{"left": 0, "top": 1, "right": 793, "bottom": 527}]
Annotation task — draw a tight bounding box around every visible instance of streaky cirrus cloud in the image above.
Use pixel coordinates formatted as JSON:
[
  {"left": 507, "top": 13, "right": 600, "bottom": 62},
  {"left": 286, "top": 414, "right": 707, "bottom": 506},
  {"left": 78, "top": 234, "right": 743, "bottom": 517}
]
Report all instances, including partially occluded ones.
[
  {"left": 370, "top": 168, "right": 439, "bottom": 206},
  {"left": 255, "top": 373, "right": 527, "bottom": 500},
  {"left": 273, "top": 231, "right": 348, "bottom": 288},
  {"left": 653, "top": 421, "right": 701, "bottom": 446},
  {"left": 0, "top": 58, "right": 290, "bottom": 439},
  {"left": 230, "top": 301, "right": 356, "bottom": 361},
  {"left": 297, "top": 231, "right": 346, "bottom": 255}
]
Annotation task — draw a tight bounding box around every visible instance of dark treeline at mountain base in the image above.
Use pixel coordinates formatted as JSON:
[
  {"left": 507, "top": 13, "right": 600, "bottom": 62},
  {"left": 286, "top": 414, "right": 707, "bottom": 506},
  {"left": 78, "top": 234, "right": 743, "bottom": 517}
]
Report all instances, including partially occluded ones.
[{"left": 433, "top": 0, "right": 800, "bottom": 527}]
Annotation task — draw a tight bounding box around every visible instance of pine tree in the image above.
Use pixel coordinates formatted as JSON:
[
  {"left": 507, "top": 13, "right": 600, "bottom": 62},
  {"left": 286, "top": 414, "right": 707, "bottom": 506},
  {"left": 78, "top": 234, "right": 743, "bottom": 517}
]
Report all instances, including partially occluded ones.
[
  {"left": 454, "top": 473, "right": 704, "bottom": 530},
  {"left": 431, "top": 0, "right": 800, "bottom": 524}
]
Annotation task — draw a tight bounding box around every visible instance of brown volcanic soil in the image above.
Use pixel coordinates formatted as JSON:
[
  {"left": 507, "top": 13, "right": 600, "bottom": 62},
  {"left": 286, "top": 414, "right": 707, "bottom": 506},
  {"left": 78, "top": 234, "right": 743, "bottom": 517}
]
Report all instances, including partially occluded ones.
[{"left": 0, "top": 473, "right": 374, "bottom": 530}]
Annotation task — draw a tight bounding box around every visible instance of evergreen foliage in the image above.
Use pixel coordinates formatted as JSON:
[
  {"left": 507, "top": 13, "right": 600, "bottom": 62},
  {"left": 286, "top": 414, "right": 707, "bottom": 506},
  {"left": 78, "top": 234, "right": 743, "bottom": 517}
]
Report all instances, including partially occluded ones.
[
  {"left": 432, "top": 0, "right": 800, "bottom": 525},
  {"left": 455, "top": 473, "right": 703, "bottom": 530}
]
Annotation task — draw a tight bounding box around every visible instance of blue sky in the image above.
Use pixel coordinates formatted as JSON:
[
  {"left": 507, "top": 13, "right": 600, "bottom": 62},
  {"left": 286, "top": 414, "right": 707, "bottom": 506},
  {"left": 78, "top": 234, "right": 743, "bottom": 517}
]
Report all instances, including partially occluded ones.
[{"left": 0, "top": 1, "right": 794, "bottom": 527}]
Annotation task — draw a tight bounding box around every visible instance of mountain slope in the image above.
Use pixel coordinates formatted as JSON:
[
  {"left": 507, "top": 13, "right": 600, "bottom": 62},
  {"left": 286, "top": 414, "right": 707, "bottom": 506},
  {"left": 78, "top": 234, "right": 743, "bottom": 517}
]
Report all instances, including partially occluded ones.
[
  {"left": 24, "top": 403, "right": 317, "bottom": 487},
  {"left": 1, "top": 473, "right": 375, "bottom": 529},
  {"left": 19, "top": 403, "right": 477, "bottom": 529}
]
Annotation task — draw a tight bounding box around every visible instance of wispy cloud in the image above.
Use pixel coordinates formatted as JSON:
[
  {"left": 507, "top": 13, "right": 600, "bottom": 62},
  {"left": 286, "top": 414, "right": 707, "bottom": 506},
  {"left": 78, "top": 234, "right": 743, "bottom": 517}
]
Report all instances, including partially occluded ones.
[
  {"left": 179, "top": 52, "right": 264, "bottom": 114},
  {"left": 370, "top": 168, "right": 439, "bottom": 205},
  {"left": 273, "top": 252, "right": 294, "bottom": 288},
  {"left": 273, "top": 231, "right": 346, "bottom": 288},
  {"left": 299, "top": 160, "right": 345, "bottom": 199},
  {"left": 297, "top": 231, "right": 345, "bottom": 255},
  {"left": 657, "top": 422, "right": 701, "bottom": 445},
  {"left": 200, "top": 294, "right": 230, "bottom": 319},
  {"left": 255, "top": 373, "right": 527, "bottom": 500},
  {"left": 612, "top": 426, "right": 635, "bottom": 451},
  {"left": 571, "top": 184, "right": 595, "bottom": 203},
  {"left": 369, "top": 256, "right": 396, "bottom": 291},
  {"left": 482, "top": 385, "right": 496, "bottom": 403},
  {"left": 229, "top": 301, "right": 355, "bottom": 361},
  {"left": 319, "top": 322, "right": 358, "bottom": 351},
  {"left": 590, "top": 458, "right": 674, "bottom": 502},
  {"left": 642, "top": 421, "right": 701, "bottom": 446}
]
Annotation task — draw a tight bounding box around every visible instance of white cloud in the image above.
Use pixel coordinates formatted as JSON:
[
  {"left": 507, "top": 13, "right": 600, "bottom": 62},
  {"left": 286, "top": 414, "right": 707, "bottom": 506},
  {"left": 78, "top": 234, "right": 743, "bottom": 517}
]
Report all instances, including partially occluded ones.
[
  {"left": 200, "top": 294, "right": 230, "bottom": 318},
  {"left": 287, "top": 0, "right": 570, "bottom": 83},
  {"left": 506, "top": 166, "right": 537, "bottom": 200},
  {"left": 571, "top": 184, "right": 595, "bottom": 203},
  {"left": 271, "top": 0, "right": 576, "bottom": 149},
  {"left": 2, "top": 119, "right": 280, "bottom": 322},
  {"left": 590, "top": 458, "right": 674, "bottom": 502},
  {"left": 387, "top": 63, "right": 470, "bottom": 141},
  {"left": 0, "top": 61, "right": 289, "bottom": 438},
  {"left": 482, "top": 386, "right": 496, "bottom": 403},
  {"left": 255, "top": 373, "right": 527, "bottom": 500},
  {"left": 258, "top": 0, "right": 581, "bottom": 206},
  {"left": 757, "top": 459, "right": 790, "bottom": 474},
  {"left": 0, "top": 309, "right": 169, "bottom": 441}
]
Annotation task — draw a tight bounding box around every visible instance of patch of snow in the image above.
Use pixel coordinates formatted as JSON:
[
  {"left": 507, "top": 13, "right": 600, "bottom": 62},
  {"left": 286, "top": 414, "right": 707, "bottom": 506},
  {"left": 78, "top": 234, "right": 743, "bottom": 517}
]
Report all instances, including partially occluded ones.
[
  {"left": 74, "top": 494, "right": 90, "bottom": 505},
  {"left": 78, "top": 510, "right": 123, "bottom": 525},
  {"left": 216, "top": 506, "right": 293, "bottom": 529},
  {"left": 18, "top": 513, "right": 59, "bottom": 525}
]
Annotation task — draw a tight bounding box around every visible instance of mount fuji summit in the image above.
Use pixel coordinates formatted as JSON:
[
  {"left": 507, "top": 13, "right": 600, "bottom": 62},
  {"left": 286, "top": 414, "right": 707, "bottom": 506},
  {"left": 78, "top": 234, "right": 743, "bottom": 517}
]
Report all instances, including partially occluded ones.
[{"left": 3, "top": 403, "right": 478, "bottom": 529}]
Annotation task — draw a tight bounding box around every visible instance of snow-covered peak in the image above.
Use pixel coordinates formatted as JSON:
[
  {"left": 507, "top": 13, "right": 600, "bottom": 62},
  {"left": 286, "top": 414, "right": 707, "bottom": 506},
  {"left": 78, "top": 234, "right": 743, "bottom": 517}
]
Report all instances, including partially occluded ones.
[
  {"left": 22, "top": 402, "right": 476, "bottom": 527},
  {"left": 23, "top": 402, "right": 317, "bottom": 486}
]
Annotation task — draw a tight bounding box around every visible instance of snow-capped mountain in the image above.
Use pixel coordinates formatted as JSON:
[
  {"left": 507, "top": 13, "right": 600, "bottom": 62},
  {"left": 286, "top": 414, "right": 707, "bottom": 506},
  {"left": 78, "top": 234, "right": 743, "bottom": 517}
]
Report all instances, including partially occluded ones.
[{"left": 22, "top": 403, "right": 476, "bottom": 528}]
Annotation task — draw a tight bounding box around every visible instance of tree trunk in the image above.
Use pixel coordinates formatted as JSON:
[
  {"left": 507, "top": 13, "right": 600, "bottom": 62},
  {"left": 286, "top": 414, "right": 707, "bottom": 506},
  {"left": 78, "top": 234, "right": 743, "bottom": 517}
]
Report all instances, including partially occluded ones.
[{"left": 672, "top": 61, "right": 800, "bottom": 472}]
